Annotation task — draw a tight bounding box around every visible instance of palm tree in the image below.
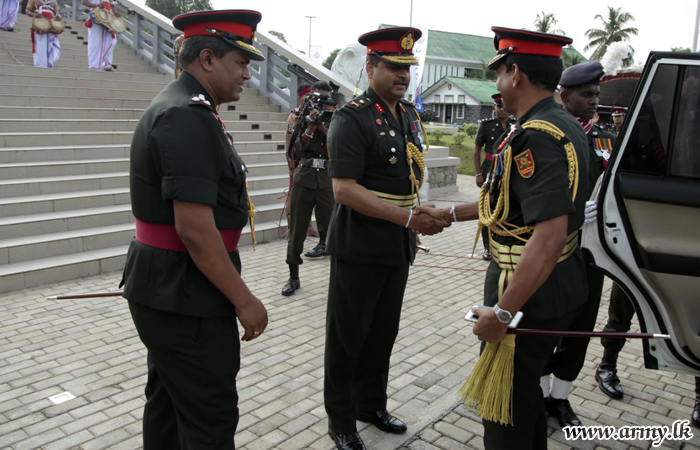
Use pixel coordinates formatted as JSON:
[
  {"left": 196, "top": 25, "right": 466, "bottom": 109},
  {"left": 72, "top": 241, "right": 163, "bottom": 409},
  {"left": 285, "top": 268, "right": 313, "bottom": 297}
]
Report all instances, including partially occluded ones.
[
  {"left": 584, "top": 6, "right": 638, "bottom": 62},
  {"left": 533, "top": 11, "right": 565, "bottom": 35}
]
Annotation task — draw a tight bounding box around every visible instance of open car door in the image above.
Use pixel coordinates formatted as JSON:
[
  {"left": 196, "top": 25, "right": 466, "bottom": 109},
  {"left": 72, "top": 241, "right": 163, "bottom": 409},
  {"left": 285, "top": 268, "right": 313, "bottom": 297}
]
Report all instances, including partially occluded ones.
[{"left": 582, "top": 51, "right": 700, "bottom": 376}]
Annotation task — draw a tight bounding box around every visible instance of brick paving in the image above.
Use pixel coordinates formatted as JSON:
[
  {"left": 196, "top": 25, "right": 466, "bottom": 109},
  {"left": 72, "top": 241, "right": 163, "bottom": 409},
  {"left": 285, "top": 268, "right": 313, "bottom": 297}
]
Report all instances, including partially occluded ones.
[{"left": 1, "top": 175, "right": 699, "bottom": 450}]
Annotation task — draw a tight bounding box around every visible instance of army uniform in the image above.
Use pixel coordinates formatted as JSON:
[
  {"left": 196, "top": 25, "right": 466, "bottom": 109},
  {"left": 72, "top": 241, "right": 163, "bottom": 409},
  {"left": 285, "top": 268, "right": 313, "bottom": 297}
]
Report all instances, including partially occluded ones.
[
  {"left": 324, "top": 84, "right": 424, "bottom": 433},
  {"left": 477, "top": 26, "right": 590, "bottom": 450},
  {"left": 285, "top": 125, "right": 334, "bottom": 266},
  {"left": 122, "top": 10, "right": 265, "bottom": 449},
  {"left": 474, "top": 112, "right": 515, "bottom": 255}
]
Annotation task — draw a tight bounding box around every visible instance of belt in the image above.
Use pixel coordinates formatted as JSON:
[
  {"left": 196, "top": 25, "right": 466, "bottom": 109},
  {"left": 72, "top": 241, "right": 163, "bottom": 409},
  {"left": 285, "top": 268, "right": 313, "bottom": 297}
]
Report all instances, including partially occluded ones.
[
  {"left": 484, "top": 152, "right": 494, "bottom": 161},
  {"left": 299, "top": 158, "right": 327, "bottom": 169},
  {"left": 135, "top": 218, "right": 242, "bottom": 253},
  {"left": 490, "top": 231, "right": 578, "bottom": 298},
  {"left": 369, "top": 190, "right": 417, "bottom": 208}
]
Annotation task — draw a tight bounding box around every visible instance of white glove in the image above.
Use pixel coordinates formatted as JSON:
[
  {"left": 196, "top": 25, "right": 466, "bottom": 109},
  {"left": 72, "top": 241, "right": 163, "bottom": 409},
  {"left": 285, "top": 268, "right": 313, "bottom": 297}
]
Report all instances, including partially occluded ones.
[{"left": 584, "top": 200, "right": 597, "bottom": 224}]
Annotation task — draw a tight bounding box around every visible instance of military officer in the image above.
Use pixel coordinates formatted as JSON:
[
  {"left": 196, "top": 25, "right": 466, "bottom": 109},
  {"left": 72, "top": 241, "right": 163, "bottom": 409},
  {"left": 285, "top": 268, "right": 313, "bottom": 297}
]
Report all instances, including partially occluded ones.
[
  {"left": 541, "top": 60, "right": 617, "bottom": 428},
  {"left": 122, "top": 10, "right": 268, "bottom": 449},
  {"left": 473, "top": 93, "right": 516, "bottom": 260},
  {"left": 425, "top": 26, "right": 590, "bottom": 449},
  {"left": 282, "top": 81, "right": 335, "bottom": 296},
  {"left": 324, "top": 27, "right": 449, "bottom": 450},
  {"left": 611, "top": 107, "right": 626, "bottom": 134}
]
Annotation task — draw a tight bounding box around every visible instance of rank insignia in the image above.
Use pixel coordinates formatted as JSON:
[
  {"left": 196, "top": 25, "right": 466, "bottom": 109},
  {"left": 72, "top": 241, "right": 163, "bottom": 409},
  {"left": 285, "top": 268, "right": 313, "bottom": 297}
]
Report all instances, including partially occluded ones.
[
  {"left": 389, "top": 156, "right": 398, "bottom": 165},
  {"left": 189, "top": 94, "right": 211, "bottom": 106},
  {"left": 359, "top": 99, "right": 365, "bottom": 104},
  {"left": 349, "top": 101, "right": 360, "bottom": 107},
  {"left": 514, "top": 149, "right": 535, "bottom": 178},
  {"left": 389, "top": 130, "right": 396, "bottom": 137},
  {"left": 376, "top": 118, "right": 382, "bottom": 125},
  {"left": 374, "top": 103, "right": 385, "bottom": 114}
]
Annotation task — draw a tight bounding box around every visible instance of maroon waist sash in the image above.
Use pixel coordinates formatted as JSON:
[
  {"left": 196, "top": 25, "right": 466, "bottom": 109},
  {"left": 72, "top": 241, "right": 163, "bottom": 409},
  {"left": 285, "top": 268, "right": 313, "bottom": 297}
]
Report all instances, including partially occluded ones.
[{"left": 135, "top": 218, "right": 242, "bottom": 253}]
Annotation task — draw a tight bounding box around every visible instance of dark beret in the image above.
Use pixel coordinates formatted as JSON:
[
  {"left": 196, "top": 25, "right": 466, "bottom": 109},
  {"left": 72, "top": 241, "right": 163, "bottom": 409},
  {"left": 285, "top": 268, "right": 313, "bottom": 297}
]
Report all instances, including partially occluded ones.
[{"left": 559, "top": 61, "right": 605, "bottom": 88}]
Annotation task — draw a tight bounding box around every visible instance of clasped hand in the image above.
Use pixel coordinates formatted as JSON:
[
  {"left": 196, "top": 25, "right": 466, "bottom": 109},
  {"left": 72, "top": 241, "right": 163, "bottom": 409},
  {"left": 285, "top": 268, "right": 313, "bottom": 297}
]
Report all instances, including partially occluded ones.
[{"left": 411, "top": 204, "right": 451, "bottom": 235}]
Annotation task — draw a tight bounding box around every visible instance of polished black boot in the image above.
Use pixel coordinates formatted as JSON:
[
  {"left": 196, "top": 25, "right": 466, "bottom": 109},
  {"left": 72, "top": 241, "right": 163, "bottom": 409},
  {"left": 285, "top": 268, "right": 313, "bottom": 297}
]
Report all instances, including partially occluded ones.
[
  {"left": 596, "top": 349, "right": 623, "bottom": 400},
  {"left": 281, "top": 264, "right": 300, "bottom": 296},
  {"left": 357, "top": 410, "right": 407, "bottom": 434},
  {"left": 304, "top": 241, "right": 327, "bottom": 258},
  {"left": 692, "top": 376, "right": 700, "bottom": 428},
  {"left": 328, "top": 429, "right": 366, "bottom": 450},
  {"left": 546, "top": 396, "right": 582, "bottom": 427}
]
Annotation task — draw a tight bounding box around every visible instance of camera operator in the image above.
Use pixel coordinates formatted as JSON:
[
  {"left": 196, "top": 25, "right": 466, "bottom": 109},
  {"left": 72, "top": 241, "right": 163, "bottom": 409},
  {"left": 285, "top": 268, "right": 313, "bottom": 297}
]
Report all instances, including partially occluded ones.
[{"left": 282, "top": 81, "right": 336, "bottom": 296}]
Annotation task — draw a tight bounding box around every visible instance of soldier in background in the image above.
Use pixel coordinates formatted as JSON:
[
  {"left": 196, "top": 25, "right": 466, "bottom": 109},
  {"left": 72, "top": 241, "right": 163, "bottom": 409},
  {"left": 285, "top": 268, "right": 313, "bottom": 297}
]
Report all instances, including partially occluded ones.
[{"left": 473, "top": 93, "right": 516, "bottom": 260}]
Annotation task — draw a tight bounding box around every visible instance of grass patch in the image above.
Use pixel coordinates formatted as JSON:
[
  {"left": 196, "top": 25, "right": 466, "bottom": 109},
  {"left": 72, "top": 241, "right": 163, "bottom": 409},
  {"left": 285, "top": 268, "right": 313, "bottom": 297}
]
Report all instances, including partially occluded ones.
[{"left": 430, "top": 134, "right": 477, "bottom": 176}]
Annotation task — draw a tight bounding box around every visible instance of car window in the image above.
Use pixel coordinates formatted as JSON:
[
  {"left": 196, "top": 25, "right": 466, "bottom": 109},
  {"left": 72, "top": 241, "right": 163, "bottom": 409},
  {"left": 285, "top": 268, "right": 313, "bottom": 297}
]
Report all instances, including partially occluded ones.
[
  {"left": 619, "top": 64, "right": 678, "bottom": 176},
  {"left": 670, "top": 66, "right": 700, "bottom": 179}
]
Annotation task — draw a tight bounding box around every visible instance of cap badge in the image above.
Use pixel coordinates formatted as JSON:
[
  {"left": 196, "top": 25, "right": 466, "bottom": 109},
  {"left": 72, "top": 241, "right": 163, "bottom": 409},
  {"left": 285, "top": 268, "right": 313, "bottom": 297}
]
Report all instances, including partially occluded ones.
[
  {"left": 389, "top": 156, "right": 398, "bottom": 165},
  {"left": 400, "top": 32, "right": 414, "bottom": 51}
]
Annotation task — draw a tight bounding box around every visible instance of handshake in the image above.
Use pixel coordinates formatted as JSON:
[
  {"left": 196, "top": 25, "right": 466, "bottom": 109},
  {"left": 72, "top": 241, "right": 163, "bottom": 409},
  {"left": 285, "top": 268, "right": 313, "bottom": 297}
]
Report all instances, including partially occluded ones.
[{"left": 408, "top": 204, "right": 454, "bottom": 236}]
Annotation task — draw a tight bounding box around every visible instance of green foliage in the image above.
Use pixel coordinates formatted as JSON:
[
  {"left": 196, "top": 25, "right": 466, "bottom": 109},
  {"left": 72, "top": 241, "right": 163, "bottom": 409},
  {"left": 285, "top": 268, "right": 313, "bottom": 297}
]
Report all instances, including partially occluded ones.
[
  {"left": 459, "top": 123, "right": 478, "bottom": 138},
  {"left": 671, "top": 47, "right": 692, "bottom": 52},
  {"left": 429, "top": 129, "right": 445, "bottom": 144},
  {"left": 562, "top": 48, "right": 586, "bottom": 69},
  {"left": 453, "top": 131, "right": 468, "bottom": 147},
  {"left": 323, "top": 49, "right": 340, "bottom": 70},
  {"left": 269, "top": 30, "right": 288, "bottom": 44},
  {"left": 584, "top": 6, "right": 638, "bottom": 62},
  {"left": 146, "top": 0, "right": 213, "bottom": 18},
  {"left": 466, "top": 60, "right": 497, "bottom": 80},
  {"left": 445, "top": 134, "right": 477, "bottom": 176},
  {"left": 533, "top": 11, "right": 565, "bottom": 35}
]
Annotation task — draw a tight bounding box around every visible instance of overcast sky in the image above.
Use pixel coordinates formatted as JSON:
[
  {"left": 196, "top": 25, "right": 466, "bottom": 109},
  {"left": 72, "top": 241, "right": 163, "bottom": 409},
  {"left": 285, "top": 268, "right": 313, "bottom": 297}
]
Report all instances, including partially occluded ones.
[{"left": 208, "top": 0, "right": 698, "bottom": 66}]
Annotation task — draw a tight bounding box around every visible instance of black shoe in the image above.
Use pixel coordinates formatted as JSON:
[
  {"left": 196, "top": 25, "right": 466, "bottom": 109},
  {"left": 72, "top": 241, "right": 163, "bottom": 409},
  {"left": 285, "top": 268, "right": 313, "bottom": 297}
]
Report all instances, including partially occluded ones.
[
  {"left": 304, "top": 242, "right": 327, "bottom": 258},
  {"left": 692, "top": 398, "right": 699, "bottom": 428},
  {"left": 357, "top": 410, "right": 407, "bottom": 434},
  {"left": 595, "top": 365, "right": 623, "bottom": 399},
  {"left": 483, "top": 249, "right": 492, "bottom": 261},
  {"left": 328, "top": 430, "right": 366, "bottom": 450},
  {"left": 545, "top": 396, "right": 582, "bottom": 428},
  {"left": 281, "top": 277, "right": 300, "bottom": 296}
]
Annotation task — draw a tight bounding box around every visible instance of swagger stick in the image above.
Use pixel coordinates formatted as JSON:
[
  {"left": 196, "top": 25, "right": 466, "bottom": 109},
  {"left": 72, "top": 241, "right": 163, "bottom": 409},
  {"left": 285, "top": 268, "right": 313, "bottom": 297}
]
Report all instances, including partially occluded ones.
[
  {"left": 47, "top": 291, "right": 124, "bottom": 300},
  {"left": 506, "top": 328, "right": 671, "bottom": 339}
]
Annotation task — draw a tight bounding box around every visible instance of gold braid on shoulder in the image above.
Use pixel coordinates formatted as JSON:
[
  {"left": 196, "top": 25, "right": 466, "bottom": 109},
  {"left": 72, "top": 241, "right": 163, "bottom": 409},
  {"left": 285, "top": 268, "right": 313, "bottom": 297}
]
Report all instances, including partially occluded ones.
[
  {"left": 405, "top": 106, "right": 430, "bottom": 207},
  {"left": 476, "top": 120, "right": 579, "bottom": 247}
]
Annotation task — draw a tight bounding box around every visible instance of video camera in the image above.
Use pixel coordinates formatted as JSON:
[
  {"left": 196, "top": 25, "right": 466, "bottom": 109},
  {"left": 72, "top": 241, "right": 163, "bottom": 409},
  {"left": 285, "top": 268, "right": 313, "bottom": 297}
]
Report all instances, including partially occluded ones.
[{"left": 299, "top": 92, "right": 337, "bottom": 125}]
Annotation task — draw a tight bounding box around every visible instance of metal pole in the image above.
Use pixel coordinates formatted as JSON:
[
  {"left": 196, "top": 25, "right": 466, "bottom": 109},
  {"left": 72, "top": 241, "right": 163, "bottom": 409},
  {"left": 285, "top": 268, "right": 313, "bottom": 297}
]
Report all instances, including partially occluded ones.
[
  {"left": 305, "top": 15, "right": 316, "bottom": 57},
  {"left": 694, "top": 0, "right": 700, "bottom": 52},
  {"left": 410, "top": 0, "right": 413, "bottom": 27}
]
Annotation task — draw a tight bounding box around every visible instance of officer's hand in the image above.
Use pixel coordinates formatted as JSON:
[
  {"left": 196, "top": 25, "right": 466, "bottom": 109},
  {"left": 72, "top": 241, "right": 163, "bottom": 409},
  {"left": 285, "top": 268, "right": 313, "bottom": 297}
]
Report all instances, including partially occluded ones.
[
  {"left": 584, "top": 200, "right": 597, "bottom": 224},
  {"left": 476, "top": 173, "right": 484, "bottom": 188},
  {"left": 414, "top": 204, "right": 451, "bottom": 224},
  {"left": 472, "top": 306, "right": 508, "bottom": 343},
  {"left": 235, "top": 295, "right": 268, "bottom": 342},
  {"left": 410, "top": 211, "right": 450, "bottom": 236}
]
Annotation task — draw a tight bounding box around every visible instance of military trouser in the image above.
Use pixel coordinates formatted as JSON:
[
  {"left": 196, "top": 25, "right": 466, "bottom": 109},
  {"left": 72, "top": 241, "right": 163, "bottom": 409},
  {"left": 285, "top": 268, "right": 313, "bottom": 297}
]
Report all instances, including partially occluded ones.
[
  {"left": 324, "top": 257, "right": 409, "bottom": 434},
  {"left": 601, "top": 283, "right": 636, "bottom": 353},
  {"left": 286, "top": 183, "right": 334, "bottom": 266},
  {"left": 543, "top": 258, "right": 605, "bottom": 381}
]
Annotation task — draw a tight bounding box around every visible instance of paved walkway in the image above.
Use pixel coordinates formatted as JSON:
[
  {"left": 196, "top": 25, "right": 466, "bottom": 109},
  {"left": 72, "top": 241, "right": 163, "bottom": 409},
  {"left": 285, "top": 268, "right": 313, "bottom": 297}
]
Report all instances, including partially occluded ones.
[{"left": 1, "top": 175, "right": 699, "bottom": 450}]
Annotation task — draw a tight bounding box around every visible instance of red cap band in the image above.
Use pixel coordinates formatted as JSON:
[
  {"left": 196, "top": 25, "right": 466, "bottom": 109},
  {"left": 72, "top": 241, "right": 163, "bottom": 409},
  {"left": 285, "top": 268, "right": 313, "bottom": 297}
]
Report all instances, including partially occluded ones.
[
  {"left": 366, "top": 39, "right": 411, "bottom": 54},
  {"left": 183, "top": 21, "right": 253, "bottom": 39},
  {"left": 499, "top": 38, "right": 563, "bottom": 58}
]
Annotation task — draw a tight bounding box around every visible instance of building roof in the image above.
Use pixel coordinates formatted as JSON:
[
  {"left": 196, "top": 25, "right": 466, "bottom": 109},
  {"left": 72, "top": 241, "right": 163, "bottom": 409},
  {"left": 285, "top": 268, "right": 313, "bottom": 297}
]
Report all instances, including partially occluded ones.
[
  {"left": 380, "top": 24, "right": 587, "bottom": 66},
  {"left": 423, "top": 76, "right": 498, "bottom": 104}
]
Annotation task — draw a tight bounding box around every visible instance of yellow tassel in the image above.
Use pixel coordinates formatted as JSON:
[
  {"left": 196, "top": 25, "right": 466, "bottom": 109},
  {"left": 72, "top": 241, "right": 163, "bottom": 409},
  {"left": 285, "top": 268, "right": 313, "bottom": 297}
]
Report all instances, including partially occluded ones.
[
  {"left": 459, "top": 334, "right": 516, "bottom": 425},
  {"left": 246, "top": 181, "right": 256, "bottom": 251}
]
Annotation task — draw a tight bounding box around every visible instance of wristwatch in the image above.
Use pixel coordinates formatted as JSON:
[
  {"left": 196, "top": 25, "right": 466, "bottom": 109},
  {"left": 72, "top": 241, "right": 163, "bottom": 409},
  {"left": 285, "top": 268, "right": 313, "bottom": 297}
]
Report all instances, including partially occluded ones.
[{"left": 492, "top": 304, "right": 513, "bottom": 325}]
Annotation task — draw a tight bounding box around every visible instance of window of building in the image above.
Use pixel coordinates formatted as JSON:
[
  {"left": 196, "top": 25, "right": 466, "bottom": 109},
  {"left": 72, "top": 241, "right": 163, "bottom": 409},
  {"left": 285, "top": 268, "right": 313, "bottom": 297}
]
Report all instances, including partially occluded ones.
[
  {"left": 458, "top": 95, "right": 465, "bottom": 104},
  {"left": 456, "top": 104, "right": 464, "bottom": 119},
  {"left": 434, "top": 95, "right": 440, "bottom": 104},
  {"left": 445, "top": 95, "right": 454, "bottom": 104}
]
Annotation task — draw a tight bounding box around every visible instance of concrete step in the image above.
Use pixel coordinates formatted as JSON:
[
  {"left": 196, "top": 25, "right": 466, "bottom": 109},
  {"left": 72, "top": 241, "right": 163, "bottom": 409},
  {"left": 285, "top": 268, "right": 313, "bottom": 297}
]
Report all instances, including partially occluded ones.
[
  {"left": 0, "top": 106, "right": 145, "bottom": 120},
  {"left": 0, "top": 223, "right": 135, "bottom": 264},
  {"left": 0, "top": 62, "right": 171, "bottom": 83},
  {"left": 5, "top": 48, "right": 159, "bottom": 65},
  {"left": 0, "top": 188, "right": 130, "bottom": 216},
  {"left": 0, "top": 54, "right": 162, "bottom": 73},
  {"left": 0, "top": 158, "right": 129, "bottom": 179},
  {"left": 0, "top": 118, "right": 287, "bottom": 133},
  {"left": 0, "top": 158, "right": 288, "bottom": 180},
  {"left": 0, "top": 204, "right": 132, "bottom": 239},
  {"left": 0, "top": 171, "right": 128, "bottom": 198},
  {"left": 0, "top": 143, "right": 129, "bottom": 163}
]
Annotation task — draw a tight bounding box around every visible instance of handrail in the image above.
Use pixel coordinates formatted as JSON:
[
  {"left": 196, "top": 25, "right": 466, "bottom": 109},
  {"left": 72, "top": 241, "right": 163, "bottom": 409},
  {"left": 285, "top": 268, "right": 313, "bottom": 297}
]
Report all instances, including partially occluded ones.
[{"left": 60, "top": 0, "right": 354, "bottom": 111}]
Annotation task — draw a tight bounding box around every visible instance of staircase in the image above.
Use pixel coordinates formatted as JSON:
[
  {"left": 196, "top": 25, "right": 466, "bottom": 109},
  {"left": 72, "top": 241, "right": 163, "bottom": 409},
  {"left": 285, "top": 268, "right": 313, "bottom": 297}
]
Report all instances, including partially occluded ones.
[{"left": 0, "top": 15, "right": 290, "bottom": 294}]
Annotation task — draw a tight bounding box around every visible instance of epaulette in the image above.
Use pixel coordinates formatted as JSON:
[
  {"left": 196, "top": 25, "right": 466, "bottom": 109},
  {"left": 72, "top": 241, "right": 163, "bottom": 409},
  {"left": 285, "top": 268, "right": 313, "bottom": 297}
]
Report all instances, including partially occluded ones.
[
  {"left": 188, "top": 94, "right": 214, "bottom": 109},
  {"left": 343, "top": 97, "right": 373, "bottom": 112}
]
